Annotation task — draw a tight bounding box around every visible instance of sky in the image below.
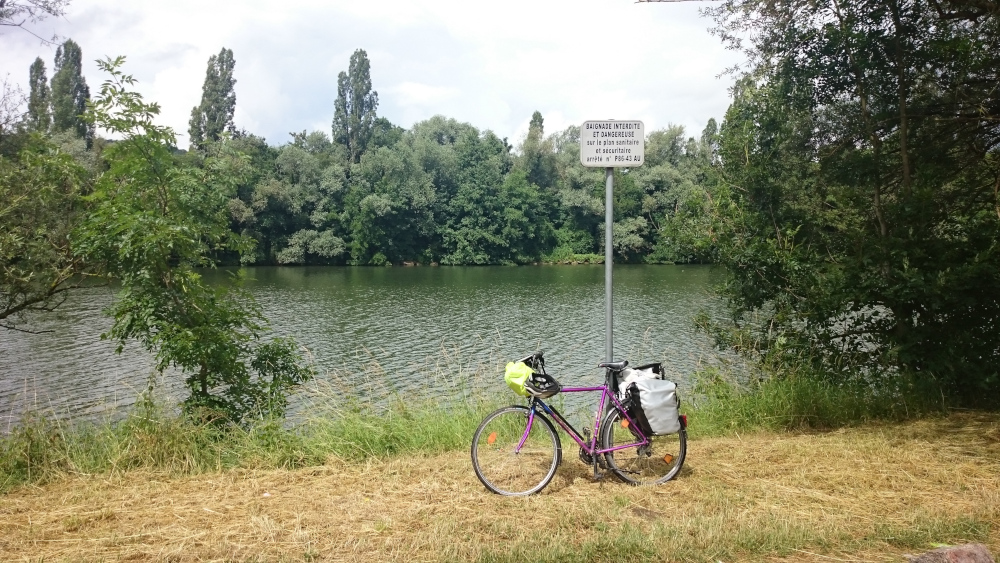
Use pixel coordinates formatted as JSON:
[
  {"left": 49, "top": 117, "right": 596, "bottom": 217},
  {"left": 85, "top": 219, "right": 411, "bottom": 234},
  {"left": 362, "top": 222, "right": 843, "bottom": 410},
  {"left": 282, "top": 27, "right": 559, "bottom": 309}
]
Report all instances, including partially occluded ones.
[{"left": 1, "top": 0, "right": 744, "bottom": 149}]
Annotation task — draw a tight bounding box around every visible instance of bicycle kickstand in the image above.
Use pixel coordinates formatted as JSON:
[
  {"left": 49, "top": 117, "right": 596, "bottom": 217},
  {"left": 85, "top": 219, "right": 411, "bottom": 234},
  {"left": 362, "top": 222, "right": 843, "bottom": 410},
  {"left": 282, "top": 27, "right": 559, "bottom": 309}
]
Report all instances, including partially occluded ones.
[{"left": 591, "top": 445, "right": 605, "bottom": 482}]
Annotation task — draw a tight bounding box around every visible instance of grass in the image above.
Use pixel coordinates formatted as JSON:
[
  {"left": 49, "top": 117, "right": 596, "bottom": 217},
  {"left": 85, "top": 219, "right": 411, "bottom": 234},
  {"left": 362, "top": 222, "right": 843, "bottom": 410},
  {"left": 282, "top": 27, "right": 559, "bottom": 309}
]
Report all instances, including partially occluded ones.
[
  {"left": 0, "top": 348, "right": 507, "bottom": 492},
  {"left": 1, "top": 413, "right": 997, "bottom": 561},
  {"left": 1, "top": 370, "right": 998, "bottom": 561},
  {"left": 0, "top": 393, "right": 505, "bottom": 493},
  {"left": 687, "top": 366, "right": 950, "bottom": 437}
]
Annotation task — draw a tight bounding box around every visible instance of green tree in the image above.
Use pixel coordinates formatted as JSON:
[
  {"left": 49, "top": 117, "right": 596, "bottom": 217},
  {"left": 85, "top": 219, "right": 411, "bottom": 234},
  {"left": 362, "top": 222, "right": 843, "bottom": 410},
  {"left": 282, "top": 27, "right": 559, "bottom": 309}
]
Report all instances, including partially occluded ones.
[
  {"left": 439, "top": 130, "right": 553, "bottom": 264},
  {"left": 345, "top": 142, "right": 435, "bottom": 264},
  {"left": 271, "top": 140, "right": 347, "bottom": 264},
  {"left": 369, "top": 116, "right": 404, "bottom": 150},
  {"left": 27, "top": 57, "right": 50, "bottom": 132},
  {"left": 224, "top": 130, "right": 349, "bottom": 265},
  {"left": 332, "top": 49, "right": 379, "bottom": 164},
  {"left": 547, "top": 125, "right": 604, "bottom": 257},
  {"left": 631, "top": 124, "right": 718, "bottom": 264},
  {"left": 188, "top": 47, "right": 237, "bottom": 150},
  {"left": 608, "top": 172, "right": 649, "bottom": 262},
  {"left": 49, "top": 39, "right": 93, "bottom": 145},
  {"left": 704, "top": 0, "right": 1000, "bottom": 405},
  {"left": 0, "top": 134, "right": 88, "bottom": 331},
  {"left": 79, "top": 57, "right": 312, "bottom": 422},
  {"left": 517, "top": 111, "right": 557, "bottom": 190}
]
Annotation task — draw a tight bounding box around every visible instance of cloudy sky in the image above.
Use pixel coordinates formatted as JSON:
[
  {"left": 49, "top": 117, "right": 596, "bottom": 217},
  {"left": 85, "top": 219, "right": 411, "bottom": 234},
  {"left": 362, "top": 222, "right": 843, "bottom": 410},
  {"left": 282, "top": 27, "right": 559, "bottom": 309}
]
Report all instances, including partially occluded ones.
[{"left": 1, "top": 0, "right": 743, "bottom": 148}]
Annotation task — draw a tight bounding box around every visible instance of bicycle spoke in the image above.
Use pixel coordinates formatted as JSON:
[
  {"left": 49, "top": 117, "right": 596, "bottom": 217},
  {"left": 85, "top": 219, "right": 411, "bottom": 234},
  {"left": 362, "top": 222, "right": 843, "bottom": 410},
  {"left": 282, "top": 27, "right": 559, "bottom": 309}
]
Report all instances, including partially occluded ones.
[
  {"left": 471, "top": 406, "right": 561, "bottom": 496},
  {"left": 601, "top": 408, "right": 686, "bottom": 486}
]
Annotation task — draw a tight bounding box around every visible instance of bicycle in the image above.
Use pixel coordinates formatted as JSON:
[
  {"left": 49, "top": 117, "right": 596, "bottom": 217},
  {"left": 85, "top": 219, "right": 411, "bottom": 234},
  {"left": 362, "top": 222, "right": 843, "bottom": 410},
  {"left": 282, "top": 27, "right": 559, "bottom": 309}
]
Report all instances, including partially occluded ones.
[{"left": 471, "top": 351, "right": 687, "bottom": 496}]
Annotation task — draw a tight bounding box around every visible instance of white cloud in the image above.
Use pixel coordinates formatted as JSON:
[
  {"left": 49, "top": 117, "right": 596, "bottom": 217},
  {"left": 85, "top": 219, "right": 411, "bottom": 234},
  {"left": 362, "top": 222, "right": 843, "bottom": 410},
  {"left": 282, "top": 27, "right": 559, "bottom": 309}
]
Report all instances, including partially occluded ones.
[
  {"left": 392, "top": 82, "right": 460, "bottom": 107},
  {"left": 0, "top": 0, "right": 744, "bottom": 146}
]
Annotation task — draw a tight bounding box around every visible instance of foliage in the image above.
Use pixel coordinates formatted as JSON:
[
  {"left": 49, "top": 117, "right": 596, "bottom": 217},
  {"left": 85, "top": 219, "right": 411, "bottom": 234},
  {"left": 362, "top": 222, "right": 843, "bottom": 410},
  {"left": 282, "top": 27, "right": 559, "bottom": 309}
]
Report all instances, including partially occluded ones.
[
  {"left": 161, "top": 48, "right": 719, "bottom": 266},
  {"left": 76, "top": 57, "right": 312, "bottom": 423},
  {"left": 438, "top": 127, "right": 552, "bottom": 264},
  {"left": 221, "top": 111, "right": 718, "bottom": 266},
  {"left": 0, "top": 133, "right": 88, "bottom": 330},
  {"left": 10, "top": 39, "right": 723, "bottom": 273},
  {"left": 27, "top": 57, "right": 50, "bottom": 132},
  {"left": 443, "top": 168, "right": 555, "bottom": 265},
  {"left": 332, "top": 49, "right": 379, "bottom": 164},
  {"left": 188, "top": 47, "right": 236, "bottom": 150},
  {"left": 703, "top": 0, "right": 1000, "bottom": 406},
  {"left": 345, "top": 142, "right": 436, "bottom": 264},
  {"left": 49, "top": 39, "right": 93, "bottom": 146},
  {"left": 0, "top": 79, "right": 25, "bottom": 152},
  {"left": 517, "top": 111, "right": 557, "bottom": 190}
]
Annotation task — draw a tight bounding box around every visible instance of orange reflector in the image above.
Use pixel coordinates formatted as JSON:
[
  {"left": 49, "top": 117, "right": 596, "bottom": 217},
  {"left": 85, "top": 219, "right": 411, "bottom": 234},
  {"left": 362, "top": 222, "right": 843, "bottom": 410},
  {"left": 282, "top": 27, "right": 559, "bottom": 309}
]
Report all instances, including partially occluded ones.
[
  {"left": 663, "top": 453, "right": 674, "bottom": 464},
  {"left": 487, "top": 432, "right": 497, "bottom": 445},
  {"left": 620, "top": 420, "right": 629, "bottom": 428}
]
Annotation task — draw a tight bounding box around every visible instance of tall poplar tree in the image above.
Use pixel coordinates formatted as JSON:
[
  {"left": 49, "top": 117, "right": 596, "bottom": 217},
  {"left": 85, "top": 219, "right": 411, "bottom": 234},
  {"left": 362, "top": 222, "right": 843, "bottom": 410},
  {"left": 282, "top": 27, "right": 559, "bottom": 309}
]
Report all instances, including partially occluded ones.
[
  {"left": 49, "top": 39, "right": 92, "bottom": 144},
  {"left": 332, "top": 49, "right": 378, "bottom": 164},
  {"left": 188, "top": 47, "right": 236, "bottom": 150},
  {"left": 27, "top": 57, "right": 50, "bottom": 132},
  {"left": 518, "top": 111, "right": 557, "bottom": 189}
]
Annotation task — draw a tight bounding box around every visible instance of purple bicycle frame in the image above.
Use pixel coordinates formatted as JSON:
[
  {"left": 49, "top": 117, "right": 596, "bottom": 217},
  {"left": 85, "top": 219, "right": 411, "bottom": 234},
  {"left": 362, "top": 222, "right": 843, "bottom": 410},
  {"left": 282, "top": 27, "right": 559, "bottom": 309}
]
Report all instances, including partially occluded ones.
[{"left": 514, "top": 382, "right": 648, "bottom": 456}]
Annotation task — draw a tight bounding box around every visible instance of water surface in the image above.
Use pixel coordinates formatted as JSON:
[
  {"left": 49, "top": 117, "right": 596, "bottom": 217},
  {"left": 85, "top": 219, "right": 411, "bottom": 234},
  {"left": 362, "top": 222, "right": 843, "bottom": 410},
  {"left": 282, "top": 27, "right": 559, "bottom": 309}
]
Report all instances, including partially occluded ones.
[{"left": 0, "top": 265, "right": 726, "bottom": 424}]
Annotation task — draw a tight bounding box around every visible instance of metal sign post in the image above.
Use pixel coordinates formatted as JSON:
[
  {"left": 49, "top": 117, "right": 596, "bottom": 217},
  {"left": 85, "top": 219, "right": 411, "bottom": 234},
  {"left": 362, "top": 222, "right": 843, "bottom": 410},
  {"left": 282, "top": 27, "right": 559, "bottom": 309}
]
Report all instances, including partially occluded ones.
[
  {"left": 580, "top": 120, "right": 645, "bottom": 362},
  {"left": 604, "top": 167, "right": 614, "bottom": 362}
]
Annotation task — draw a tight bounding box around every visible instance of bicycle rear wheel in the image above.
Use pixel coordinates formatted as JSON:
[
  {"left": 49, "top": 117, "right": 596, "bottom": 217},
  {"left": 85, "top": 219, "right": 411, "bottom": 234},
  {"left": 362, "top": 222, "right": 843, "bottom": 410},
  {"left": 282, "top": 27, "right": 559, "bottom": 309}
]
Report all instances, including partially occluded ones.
[
  {"left": 600, "top": 407, "right": 685, "bottom": 485},
  {"left": 471, "top": 405, "right": 561, "bottom": 496}
]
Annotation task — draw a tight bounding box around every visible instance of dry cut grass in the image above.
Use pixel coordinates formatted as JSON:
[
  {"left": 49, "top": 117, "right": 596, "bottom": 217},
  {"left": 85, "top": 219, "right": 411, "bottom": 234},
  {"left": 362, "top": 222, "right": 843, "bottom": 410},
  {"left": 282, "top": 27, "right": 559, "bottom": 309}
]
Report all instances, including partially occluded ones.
[{"left": 1, "top": 413, "right": 998, "bottom": 562}]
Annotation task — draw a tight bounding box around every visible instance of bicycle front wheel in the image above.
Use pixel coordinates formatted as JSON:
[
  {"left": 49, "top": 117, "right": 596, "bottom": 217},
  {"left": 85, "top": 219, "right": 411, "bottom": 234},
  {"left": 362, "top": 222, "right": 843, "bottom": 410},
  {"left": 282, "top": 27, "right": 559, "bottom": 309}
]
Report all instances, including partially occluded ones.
[
  {"left": 600, "top": 408, "right": 686, "bottom": 486},
  {"left": 471, "top": 405, "right": 561, "bottom": 496}
]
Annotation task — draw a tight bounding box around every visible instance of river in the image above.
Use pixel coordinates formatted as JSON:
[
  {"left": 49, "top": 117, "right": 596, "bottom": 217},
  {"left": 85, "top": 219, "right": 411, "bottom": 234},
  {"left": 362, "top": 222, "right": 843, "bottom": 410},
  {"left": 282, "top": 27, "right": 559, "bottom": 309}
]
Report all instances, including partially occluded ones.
[{"left": 0, "top": 265, "right": 727, "bottom": 425}]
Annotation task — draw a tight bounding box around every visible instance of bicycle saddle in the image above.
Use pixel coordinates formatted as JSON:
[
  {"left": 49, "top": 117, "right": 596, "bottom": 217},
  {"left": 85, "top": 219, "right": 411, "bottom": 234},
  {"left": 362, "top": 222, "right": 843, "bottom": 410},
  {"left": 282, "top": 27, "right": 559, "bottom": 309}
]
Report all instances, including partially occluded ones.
[{"left": 598, "top": 360, "right": 629, "bottom": 371}]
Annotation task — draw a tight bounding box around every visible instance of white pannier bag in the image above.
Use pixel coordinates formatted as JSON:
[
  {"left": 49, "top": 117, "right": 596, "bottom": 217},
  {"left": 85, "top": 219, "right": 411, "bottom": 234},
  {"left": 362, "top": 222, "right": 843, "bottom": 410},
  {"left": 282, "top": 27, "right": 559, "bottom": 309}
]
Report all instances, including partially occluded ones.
[
  {"left": 619, "top": 366, "right": 659, "bottom": 387},
  {"left": 632, "top": 378, "right": 681, "bottom": 435}
]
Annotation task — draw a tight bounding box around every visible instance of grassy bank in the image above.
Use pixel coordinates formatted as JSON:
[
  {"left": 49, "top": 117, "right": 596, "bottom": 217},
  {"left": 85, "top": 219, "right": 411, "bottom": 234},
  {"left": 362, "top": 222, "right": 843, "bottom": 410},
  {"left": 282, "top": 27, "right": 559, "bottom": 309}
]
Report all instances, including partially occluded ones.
[
  {"left": 0, "top": 394, "right": 504, "bottom": 493},
  {"left": 687, "top": 368, "right": 950, "bottom": 436},
  {"left": 0, "top": 372, "right": 956, "bottom": 493},
  {"left": 2, "top": 373, "right": 997, "bottom": 561},
  {"left": 1, "top": 413, "right": 997, "bottom": 562}
]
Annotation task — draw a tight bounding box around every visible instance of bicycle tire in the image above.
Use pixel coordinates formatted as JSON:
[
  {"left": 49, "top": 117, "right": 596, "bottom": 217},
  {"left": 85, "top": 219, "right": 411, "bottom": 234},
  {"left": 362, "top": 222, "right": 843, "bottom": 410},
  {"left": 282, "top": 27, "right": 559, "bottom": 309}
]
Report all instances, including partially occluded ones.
[
  {"left": 600, "top": 407, "right": 686, "bottom": 486},
  {"left": 471, "top": 405, "right": 562, "bottom": 496}
]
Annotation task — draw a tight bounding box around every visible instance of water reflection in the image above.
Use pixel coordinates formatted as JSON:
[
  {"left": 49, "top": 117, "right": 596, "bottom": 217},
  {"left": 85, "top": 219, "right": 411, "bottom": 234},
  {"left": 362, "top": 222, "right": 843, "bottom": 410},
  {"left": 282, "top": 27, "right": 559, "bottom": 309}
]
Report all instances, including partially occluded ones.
[{"left": 0, "top": 265, "right": 727, "bottom": 424}]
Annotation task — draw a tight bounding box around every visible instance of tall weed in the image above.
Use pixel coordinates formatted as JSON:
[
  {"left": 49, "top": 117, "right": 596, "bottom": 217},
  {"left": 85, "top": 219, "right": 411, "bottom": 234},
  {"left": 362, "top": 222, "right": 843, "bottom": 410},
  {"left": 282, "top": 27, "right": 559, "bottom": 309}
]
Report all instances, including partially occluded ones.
[
  {"left": 686, "top": 365, "right": 948, "bottom": 436},
  {"left": 0, "top": 391, "right": 502, "bottom": 493}
]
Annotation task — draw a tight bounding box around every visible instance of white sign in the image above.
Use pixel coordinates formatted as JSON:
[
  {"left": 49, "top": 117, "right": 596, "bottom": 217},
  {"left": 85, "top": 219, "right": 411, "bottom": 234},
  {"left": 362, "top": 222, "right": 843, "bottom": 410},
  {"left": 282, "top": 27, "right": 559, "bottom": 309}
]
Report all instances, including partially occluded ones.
[{"left": 580, "top": 120, "right": 645, "bottom": 167}]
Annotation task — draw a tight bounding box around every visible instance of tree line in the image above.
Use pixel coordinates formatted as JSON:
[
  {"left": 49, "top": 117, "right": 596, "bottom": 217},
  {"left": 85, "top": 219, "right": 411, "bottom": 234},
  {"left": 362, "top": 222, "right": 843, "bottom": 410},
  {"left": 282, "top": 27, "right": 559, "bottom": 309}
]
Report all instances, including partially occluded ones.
[
  {"left": 17, "top": 42, "right": 719, "bottom": 268},
  {"left": 180, "top": 48, "right": 720, "bottom": 267}
]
